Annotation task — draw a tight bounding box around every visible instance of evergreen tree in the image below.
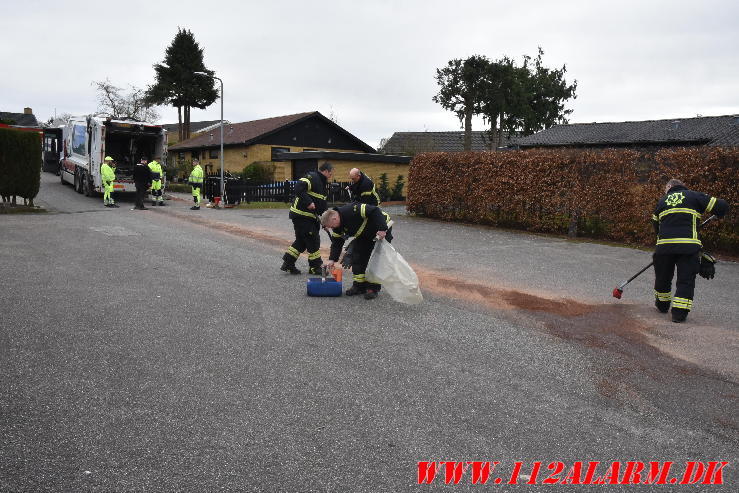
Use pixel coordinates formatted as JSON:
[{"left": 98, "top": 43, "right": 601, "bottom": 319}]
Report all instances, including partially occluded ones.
[
  {"left": 391, "top": 175, "right": 405, "bottom": 201},
  {"left": 377, "top": 173, "right": 391, "bottom": 202},
  {"left": 146, "top": 28, "right": 218, "bottom": 141}
]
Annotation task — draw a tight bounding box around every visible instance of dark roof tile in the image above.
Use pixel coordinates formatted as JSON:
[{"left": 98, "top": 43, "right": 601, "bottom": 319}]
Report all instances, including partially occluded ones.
[
  {"left": 0, "top": 111, "right": 39, "bottom": 127},
  {"left": 517, "top": 115, "right": 739, "bottom": 147},
  {"left": 382, "top": 131, "right": 517, "bottom": 154}
]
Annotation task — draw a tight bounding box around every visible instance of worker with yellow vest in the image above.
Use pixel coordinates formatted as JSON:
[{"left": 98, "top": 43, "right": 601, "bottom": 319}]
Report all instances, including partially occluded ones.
[
  {"left": 148, "top": 157, "right": 165, "bottom": 206},
  {"left": 101, "top": 156, "right": 119, "bottom": 208},
  {"left": 188, "top": 159, "right": 204, "bottom": 210},
  {"left": 281, "top": 162, "right": 333, "bottom": 275}
]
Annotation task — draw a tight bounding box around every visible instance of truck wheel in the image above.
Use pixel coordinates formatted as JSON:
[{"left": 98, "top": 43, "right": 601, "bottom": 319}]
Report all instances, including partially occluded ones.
[
  {"left": 75, "top": 171, "right": 83, "bottom": 194},
  {"left": 83, "top": 174, "right": 92, "bottom": 196}
]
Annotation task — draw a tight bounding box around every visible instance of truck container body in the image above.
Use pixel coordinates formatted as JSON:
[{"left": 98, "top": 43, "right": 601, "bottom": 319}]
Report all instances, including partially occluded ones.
[
  {"left": 60, "top": 116, "right": 166, "bottom": 196},
  {"left": 43, "top": 127, "right": 63, "bottom": 173}
]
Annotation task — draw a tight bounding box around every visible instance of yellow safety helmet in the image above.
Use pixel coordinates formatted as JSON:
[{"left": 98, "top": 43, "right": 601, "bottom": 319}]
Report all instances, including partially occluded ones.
[{"left": 104, "top": 156, "right": 114, "bottom": 161}]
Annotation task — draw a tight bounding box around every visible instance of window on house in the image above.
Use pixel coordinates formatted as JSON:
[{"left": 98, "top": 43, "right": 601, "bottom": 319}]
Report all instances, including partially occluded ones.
[
  {"left": 177, "top": 152, "right": 185, "bottom": 161},
  {"left": 271, "top": 147, "right": 290, "bottom": 161},
  {"left": 209, "top": 149, "right": 219, "bottom": 159}
]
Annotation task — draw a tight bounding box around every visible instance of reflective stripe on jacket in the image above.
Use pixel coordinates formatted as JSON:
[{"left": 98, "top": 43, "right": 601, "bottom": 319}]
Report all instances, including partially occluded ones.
[
  {"left": 348, "top": 172, "right": 380, "bottom": 206},
  {"left": 148, "top": 161, "right": 163, "bottom": 181},
  {"left": 289, "top": 171, "right": 328, "bottom": 221},
  {"left": 101, "top": 163, "right": 115, "bottom": 183},
  {"left": 328, "top": 203, "right": 391, "bottom": 260},
  {"left": 189, "top": 165, "right": 204, "bottom": 186},
  {"left": 652, "top": 185, "right": 729, "bottom": 253}
]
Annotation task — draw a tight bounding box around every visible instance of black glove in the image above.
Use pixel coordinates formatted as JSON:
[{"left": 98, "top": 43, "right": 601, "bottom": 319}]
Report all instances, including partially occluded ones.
[
  {"left": 340, "top": 240, "right": 355, "bottom": 269},
  {"left": 699, "top": 252, "right": 716, "bottom": 280}
]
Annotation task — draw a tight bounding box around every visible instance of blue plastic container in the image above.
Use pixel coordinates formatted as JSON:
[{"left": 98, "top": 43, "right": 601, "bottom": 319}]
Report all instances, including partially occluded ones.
[{"left": 306, "top": 277, "right": 343, "bottom": 297}]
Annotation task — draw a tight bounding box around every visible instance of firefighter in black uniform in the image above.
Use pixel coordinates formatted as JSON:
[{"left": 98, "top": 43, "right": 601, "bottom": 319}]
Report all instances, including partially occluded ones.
[
  {"left": 321, "top": 203, "right": 392, "bottom": 300},
  {"left": 652, "top": 178, "right": 728, "bottom": 322},
  {"left": 348, "top": 168, "right": 380, "bottom": 206},
  {"left": 341, "top": 168, "right": 381, "bottom": 268},
  {"left": 280, "top": 162, "right": 334, "bottom": 275}
]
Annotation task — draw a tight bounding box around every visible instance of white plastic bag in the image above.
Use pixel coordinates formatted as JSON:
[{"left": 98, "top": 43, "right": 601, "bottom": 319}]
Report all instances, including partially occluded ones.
[{"left": 365, "top": 239, "right": 423, "bottom": 304}]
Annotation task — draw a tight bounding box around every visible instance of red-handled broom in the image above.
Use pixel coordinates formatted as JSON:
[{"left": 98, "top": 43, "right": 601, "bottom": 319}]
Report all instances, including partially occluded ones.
[{"left": 612, "top": 215, "right": 717, "bottom": 299}]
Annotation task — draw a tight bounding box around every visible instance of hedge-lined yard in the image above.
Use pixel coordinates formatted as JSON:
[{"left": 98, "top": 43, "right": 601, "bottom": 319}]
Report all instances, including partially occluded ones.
[
  {"left": 0, "top": 127, "right": 42, "bottom": 206},
  {"left": 407, "top": 148, "right": 738, "bottom": 255}
]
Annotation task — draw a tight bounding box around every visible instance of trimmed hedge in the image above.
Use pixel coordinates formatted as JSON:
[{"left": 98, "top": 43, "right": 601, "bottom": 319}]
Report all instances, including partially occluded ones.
[
  {"left": 0, "top": 127, "right": 42, "bottom": 206},
  {"left": 407, "top": 147, "right": 738, "bottom": 255}
]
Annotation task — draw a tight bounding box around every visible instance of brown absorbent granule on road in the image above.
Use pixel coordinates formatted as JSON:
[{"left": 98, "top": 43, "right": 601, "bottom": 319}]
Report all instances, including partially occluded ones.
[
  {"left": 158, "top": 209, "right": 335, "bottom": 254},
  {"left": 417, "top": 269, "right": 594, "bottom": 317}
]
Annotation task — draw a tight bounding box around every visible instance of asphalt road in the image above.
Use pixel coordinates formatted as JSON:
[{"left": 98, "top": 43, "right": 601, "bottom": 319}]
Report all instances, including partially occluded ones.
[{"left": 1, "top": 173, "right": 737, "bottom": 492}]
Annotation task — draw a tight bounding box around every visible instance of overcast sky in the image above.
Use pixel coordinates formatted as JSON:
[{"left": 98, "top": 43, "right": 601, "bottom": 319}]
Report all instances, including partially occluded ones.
[{"left": 2, "top": 0, "right": 738, "bottom": 148}]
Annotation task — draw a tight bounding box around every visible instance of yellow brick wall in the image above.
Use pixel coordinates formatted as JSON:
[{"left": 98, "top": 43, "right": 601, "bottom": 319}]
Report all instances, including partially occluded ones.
[
  {"left": 244, "top": 144, "right": 365, "bottom": 168},
  {"left": 196, "top": 147, "right": 249, "bottom": 176},
  {"left": 168, "top": 144, "right": 409, "bottom": 195},
  {"left": 175, "top": 143, "right": 368, "bottom": 178}
]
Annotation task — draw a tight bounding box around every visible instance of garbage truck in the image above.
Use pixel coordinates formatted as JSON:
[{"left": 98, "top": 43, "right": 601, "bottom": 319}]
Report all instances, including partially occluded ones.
[{"left": 60, "top": 115, "right": 167, "bottom": 196}]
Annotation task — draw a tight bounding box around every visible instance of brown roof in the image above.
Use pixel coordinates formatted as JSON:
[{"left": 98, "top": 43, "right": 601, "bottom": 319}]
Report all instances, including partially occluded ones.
[
  {"left": 169, "top": 112, "right": 316, "bottom": 150},
  {"left": 162, "top": 120, "right": 223, "bottom": 134}
]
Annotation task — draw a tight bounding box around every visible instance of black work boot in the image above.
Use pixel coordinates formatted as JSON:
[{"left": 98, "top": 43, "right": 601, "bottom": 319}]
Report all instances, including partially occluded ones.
[
  {"left": 307, "top": 263, "right": 324, "bottom": 275},
  {"left": 345, "top": 283, "right": 366, "bottom": 296},
  {"left": 655, "top": 300, "right": 670, "bottom": 314},
  {"left": 671, "top": 308, "right": 688, "bottom": 323},
  {"left": 364, "top": 289, "right": 378, "bottom": 300},
  {"left": 280, "top": 260, "right": 301, "bottom": 275}
]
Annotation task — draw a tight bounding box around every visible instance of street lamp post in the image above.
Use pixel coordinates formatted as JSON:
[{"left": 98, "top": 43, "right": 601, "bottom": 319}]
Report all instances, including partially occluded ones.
[{"left": 194, "top": 71, "right": 224, "bottom": 206}]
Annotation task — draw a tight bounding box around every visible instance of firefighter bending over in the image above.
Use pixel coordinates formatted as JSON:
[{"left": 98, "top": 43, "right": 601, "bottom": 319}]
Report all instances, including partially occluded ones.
[{"left": 321, "top": 203, "right": 392, "bottom": 300}]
